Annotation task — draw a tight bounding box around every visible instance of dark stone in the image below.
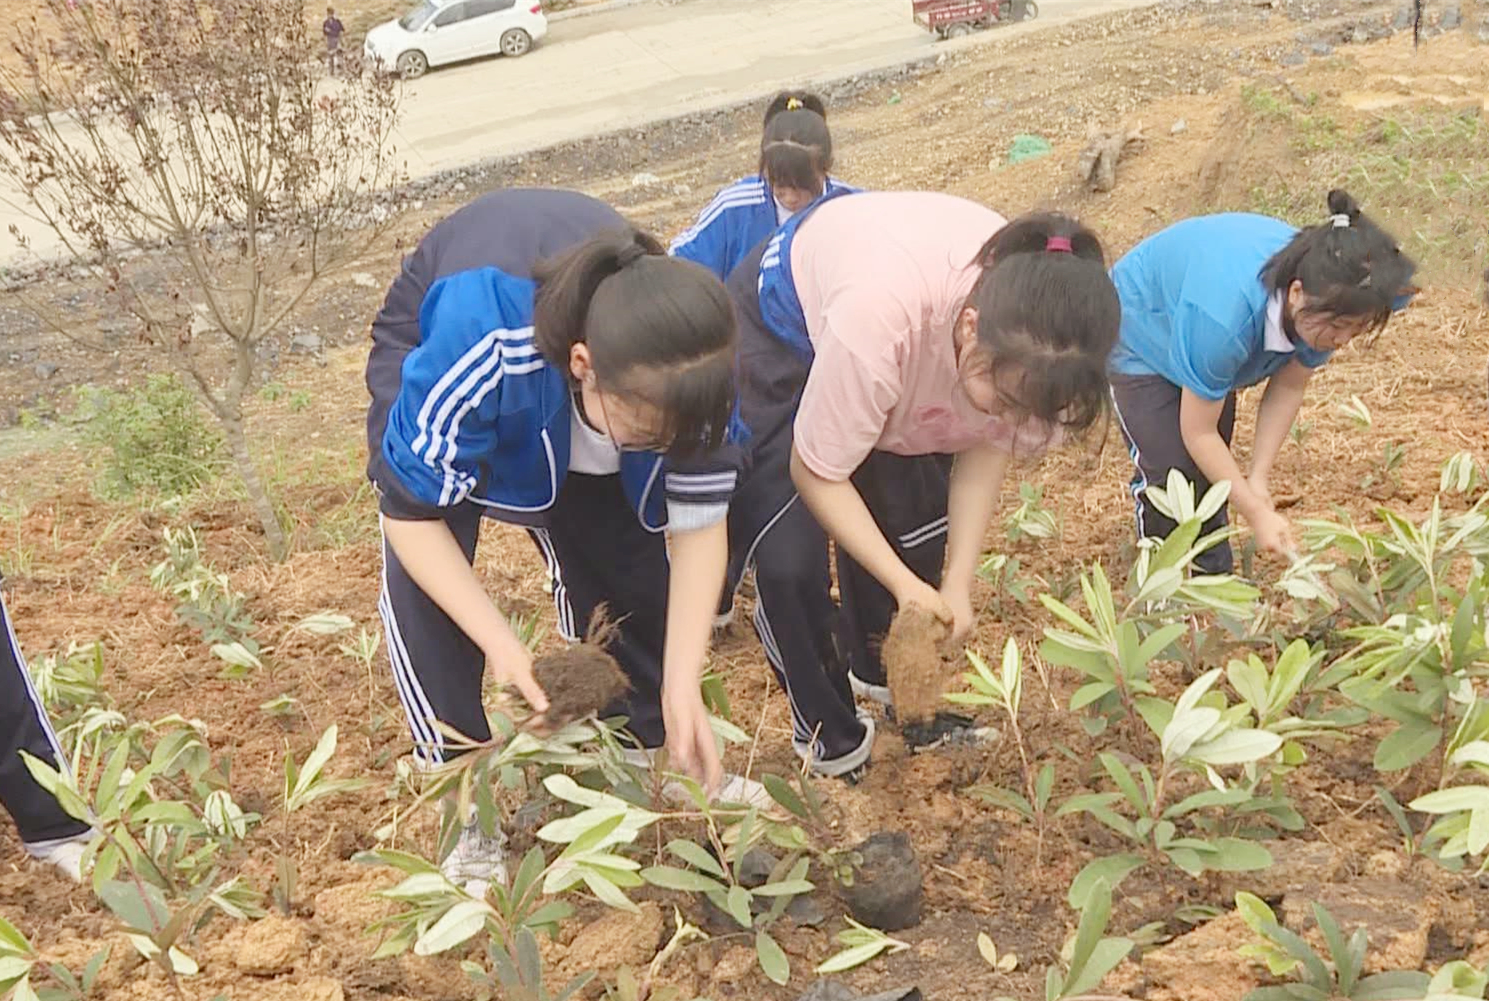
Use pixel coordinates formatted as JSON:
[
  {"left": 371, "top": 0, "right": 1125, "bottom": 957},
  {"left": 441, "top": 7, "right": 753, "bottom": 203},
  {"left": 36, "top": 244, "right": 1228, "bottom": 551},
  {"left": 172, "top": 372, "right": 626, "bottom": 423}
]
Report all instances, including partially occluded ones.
[
  {"left": 33, "top": 362, "right": 59, "bottom": 380},
  {"left": 289, "top": 332, "right": 323, "bottom": 354},
  {"left": 860, "top": 992, "right": 923, "bottom": 1001},
  {"left": 1443, "top": 5, "right": 1461, "bottom": 29},
  {"left": 786, "top": 894, "right": 829, "bottom": 928},
  {"left": 796, "top": 982, "right": 857, "bottom": 1001},
  {"left": 738, "top": 848, "right": 778, "bottom": 889},
  {"left": 1310, "top": 41, "right": 1335, "bottom": 55},
  {"left": 1280, "top": 51, "right": 1309, "bottom": 66},
  {"left": 839, "top": 831, "right": 923, "bottom": 932},
  {"left": 1393, "top": 6, "right": 1412, "bottom": 29}
]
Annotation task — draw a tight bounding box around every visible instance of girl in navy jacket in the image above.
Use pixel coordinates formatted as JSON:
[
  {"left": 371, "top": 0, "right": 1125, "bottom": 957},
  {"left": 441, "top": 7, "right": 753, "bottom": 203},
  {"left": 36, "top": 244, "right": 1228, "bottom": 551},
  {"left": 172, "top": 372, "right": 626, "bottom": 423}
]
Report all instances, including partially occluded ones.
[
  {"left": 670, "top": 91, "right": 857, "bottom": 282},
  {"left": 366, "top": 189, "right": 757, "bottom": 893},
  {"left": 1109, "top": 190, "right": 1416, "bottom": 572}
]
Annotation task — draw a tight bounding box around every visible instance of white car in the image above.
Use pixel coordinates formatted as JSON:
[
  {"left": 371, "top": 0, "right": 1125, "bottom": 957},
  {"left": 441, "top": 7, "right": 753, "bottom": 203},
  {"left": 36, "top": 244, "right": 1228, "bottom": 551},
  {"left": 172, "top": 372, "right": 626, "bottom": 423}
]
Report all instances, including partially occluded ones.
[{"left": 364, "top": 0, "right": 548, "bottom": 79}]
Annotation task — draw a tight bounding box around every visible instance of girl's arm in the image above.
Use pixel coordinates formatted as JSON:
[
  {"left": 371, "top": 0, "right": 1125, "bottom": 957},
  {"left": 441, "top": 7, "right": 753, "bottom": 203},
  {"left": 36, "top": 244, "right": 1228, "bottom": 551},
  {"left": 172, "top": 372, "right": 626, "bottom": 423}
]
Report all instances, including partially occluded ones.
[
  {"left": 1178, "top": 389, "right": 1294, "bottom": 555},
  {"left": 381, "top": 516, "right": 549, "bottom": 715},
  {"left": 1248, "top": 359, "right": 1313, "bottom": 503},
  {"left": 659, "top": 519, "right": 729, "bottom": 792},
  {"left": 789, "top": 445, "right": 950, "bottom": 620},
  {"left": 941, "top": 443, "right": 1012, "bottom": 643}
]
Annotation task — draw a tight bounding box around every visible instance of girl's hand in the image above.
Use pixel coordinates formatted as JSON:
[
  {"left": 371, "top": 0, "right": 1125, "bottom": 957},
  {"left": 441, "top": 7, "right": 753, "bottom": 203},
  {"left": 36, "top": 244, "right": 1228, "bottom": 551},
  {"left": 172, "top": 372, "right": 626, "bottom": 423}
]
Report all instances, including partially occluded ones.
[
  {"left": 1250, "top": 508, "right": 1296, "bottom": 558},
  {"left": 662, "top": 686, "right": 724, "bottom": 796},
  {"left": 939, "top": 582, "right": 975, "bottom": 647},
  {"left": 893, "top": 576, "right": 954, "bottom": 628},
  {"left": 485, "top": 637, "right": 549, "bottom": 720}
]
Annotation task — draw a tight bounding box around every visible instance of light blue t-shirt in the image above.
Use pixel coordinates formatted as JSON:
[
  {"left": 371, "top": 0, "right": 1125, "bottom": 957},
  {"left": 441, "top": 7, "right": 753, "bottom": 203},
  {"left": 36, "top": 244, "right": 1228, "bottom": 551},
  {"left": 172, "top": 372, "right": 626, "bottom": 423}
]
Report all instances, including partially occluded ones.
[{"left": 1109, "top": 213, "right": 1332, "bottom": 401}]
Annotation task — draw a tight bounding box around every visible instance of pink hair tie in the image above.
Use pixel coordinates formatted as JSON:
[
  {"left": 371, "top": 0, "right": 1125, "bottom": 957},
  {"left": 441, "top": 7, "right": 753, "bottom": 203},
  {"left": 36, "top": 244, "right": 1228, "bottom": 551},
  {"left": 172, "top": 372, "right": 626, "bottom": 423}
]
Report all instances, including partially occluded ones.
[{"left": 1046, "top": 235, "right": 1074, "bottom": 253}]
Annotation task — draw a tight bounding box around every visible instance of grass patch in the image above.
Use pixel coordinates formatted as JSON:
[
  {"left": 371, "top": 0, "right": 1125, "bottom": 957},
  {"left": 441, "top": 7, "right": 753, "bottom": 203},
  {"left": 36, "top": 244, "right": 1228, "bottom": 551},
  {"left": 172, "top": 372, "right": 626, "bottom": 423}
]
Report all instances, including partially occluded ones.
[{"left": 1238, "top": 86, "right": 1489, "bottom": 284}]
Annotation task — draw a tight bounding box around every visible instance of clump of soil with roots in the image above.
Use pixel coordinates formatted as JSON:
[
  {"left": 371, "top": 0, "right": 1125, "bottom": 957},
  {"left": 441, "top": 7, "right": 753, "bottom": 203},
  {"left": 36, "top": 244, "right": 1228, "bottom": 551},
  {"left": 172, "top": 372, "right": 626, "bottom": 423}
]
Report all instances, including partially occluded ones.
[
  {"left": 532, "top": 605, "right": 632, "bottom": 726},
  {"left": 882, "top": 605, "right": 954, "bottom": 726}
]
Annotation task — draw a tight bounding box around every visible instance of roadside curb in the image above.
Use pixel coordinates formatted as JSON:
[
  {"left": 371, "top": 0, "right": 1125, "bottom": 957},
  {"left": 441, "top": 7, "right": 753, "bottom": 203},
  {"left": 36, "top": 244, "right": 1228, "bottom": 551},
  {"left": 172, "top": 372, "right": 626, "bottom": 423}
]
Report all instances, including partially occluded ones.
[{"left": 546, "top": 0, "right": 661, "bottom": 23}]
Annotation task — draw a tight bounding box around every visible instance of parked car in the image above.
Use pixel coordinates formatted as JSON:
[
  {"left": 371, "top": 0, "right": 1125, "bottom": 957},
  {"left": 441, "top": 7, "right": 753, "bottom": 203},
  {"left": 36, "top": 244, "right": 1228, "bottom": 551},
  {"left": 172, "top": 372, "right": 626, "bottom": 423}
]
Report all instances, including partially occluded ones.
[{"left": 364, "top": 0, "right": 547, "bottom": 79}]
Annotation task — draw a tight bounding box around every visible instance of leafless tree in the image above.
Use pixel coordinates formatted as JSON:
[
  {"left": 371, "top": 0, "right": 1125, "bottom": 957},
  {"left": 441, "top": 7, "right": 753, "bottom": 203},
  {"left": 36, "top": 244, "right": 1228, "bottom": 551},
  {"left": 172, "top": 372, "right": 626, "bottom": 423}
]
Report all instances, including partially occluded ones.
[{"left": 0, "top": 0, "right": 404, "bottom": 558}]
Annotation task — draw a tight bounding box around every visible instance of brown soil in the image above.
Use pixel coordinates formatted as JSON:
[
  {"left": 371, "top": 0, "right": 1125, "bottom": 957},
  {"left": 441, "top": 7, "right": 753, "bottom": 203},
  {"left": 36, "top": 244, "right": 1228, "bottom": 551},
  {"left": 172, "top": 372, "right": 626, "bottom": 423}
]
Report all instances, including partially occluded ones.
[
  {"left": 2, "top": 3, "right": 1489, "bottom": 1001},
  {"left": 882, "top": 606, "right": 953, "bottom": 726},
  {"left": 532, "top": 607, "right": 632, "bottom": 726}
]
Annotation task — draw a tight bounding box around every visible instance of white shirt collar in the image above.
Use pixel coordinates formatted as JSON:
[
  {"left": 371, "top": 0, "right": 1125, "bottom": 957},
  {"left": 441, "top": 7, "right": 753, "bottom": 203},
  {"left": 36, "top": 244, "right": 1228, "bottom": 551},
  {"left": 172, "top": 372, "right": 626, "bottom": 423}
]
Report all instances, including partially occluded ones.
[
  {"left": 774, "top": 198, "right": 796, "bottom": 226},
  {"left": 1263, "top": 291, "right": 1294, "bottom": 353}
]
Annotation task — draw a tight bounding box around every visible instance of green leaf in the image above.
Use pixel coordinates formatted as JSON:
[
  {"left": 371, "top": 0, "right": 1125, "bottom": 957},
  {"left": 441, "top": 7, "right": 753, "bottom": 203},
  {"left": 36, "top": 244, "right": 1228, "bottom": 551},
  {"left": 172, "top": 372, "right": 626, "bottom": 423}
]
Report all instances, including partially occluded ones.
[
  {"left": 1352, "top": 970, "right": 1431, "bottom": 1001},
  {"left": 0, "top": 956, "right": 34, "bottom": 982},
  {"left": 752, "top": 880, "right": 814, "bottom": 898},
  {"left": 20, "top": 753, "right": 91, "bottom": 824},
  {"left": 666, "top": 840, "right": 726, "bottom": 879},
  {"left": 815, "top": 941, "right": 893, "bottom": 975},
  {"left": 10, "top": 974, "right": 39, "bottom": 1001},
  {"left": 1375, "top": 722, "right": 1443, "bottom": 772},
  {"left": 0, "top": 916, "right": 32, "bottom": 957},
  {"left": 1068, "top": 878, "right": 1113, "bottom": 981},
  {"left": 971, "top": 785, "right": 1034, "bottom": 818},
  {"left": 1410, "top": 786, "right": 1489, "bottom": 814},
  {"left": 1313, "top": 905, "right": 1354, "bottom": 994},
  {"left": 761, "top": 774, "right": 809, "bottom": 819},
  {"left": 1164, "top": 788, "right": 1252, "bottom": 818},
  {"left": 1186, "top": 728, "right": 1284, "bottom": 766},
  {"left": 295, "top": 612, "right": 355, "bottom": 635},
  {"left": 725, "top": 885, "right": 753, "bottom": 929},
  {"left": 1204, "top": 839, "right": 1272, "bottom": 872},
  {"left": 1070, "top": 682, "right": 1117, "bottom": 712},
  {"left": 414, "top": 900, "right": 494, "bottom": 956},
  {"left": 641, "top": 867, "right": 726, "bottom": 894},
  {"left": 1064, "top": 937, "right": 1134, "bottom": 997},
  {"left": 1162, "top": 706, "right": 1223, "bottom": 763},
  {"left": 1067, "top": 855, "right": 1145, "bottom": 909},
  {"left": 98, "top": 880, "right": 172, "bottom": 936},
  {"left": 1099, "top": 754, "right": 1147, "bottom": 812},
  {"left": 518, "top": 901, "right": 572, "bottom": 934},
  {"left": 559, "top": 812, "right": 626, "bottom": 859},
  {"left": 756, "top": 929, "right": 789, "bottom": 986},
  {"left": 582, "top": 872, "right": 639, "bottom": 914},
  {"left": 1234, "top": 891, "right": 1277, "bottom": 932}
]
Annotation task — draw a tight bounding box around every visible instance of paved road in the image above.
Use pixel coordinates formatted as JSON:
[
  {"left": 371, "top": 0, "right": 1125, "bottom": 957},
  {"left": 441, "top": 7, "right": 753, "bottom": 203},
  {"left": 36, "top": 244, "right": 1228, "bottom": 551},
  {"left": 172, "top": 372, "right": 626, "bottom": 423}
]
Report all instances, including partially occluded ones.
[
  {"left": 395, "top": 0, "right": 1151, "bottom": 174},
  {"left": 0, "top": 0, "right": 1151, "bottom": 264}
]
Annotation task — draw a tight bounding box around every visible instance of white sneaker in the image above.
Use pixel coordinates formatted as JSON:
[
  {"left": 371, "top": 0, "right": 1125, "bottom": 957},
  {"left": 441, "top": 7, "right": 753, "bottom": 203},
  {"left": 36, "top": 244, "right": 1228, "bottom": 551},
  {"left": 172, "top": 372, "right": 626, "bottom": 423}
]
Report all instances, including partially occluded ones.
[
  {"left": 795, "top": 712, "right": 876, "bottom": 779},
  {"left": 441, "top": 821, "right": 509, "bottom": 897},
  {"left": 25, "top": 832, "right": 96, "bottom": 883},
  {"left": 849, "top": 672, "right": 892, "bottom": 707},
  {"left": 621, "top": 748, "right": 775, "bottom": 811}
]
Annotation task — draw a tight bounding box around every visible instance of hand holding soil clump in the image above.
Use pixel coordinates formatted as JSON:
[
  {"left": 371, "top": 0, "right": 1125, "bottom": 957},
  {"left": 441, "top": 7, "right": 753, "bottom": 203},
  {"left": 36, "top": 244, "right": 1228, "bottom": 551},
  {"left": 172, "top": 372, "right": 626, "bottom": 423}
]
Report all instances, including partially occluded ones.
[
  {"left": 530, "top": 606, "right": 632, "bottom": 728},
  {"left": 882, "top": 605, "right": 960, "bottom": 726}
]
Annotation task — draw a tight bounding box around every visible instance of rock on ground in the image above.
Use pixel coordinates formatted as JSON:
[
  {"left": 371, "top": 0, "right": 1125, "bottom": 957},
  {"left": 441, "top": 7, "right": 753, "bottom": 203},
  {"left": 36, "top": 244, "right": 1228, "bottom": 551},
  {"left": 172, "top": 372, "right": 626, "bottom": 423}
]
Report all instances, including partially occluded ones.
[
  {"left": 1141, "top": 912, "right": 1265, "bottom": 1001},
  {"left": 562, "top": 901, "right": 665, "bottom": 980},
  {"left": 1282, "top": 877, "right": 1439, "bottom": 973},
  {"left": 234, "top": 914, "right": 310, "bottom": 975}
]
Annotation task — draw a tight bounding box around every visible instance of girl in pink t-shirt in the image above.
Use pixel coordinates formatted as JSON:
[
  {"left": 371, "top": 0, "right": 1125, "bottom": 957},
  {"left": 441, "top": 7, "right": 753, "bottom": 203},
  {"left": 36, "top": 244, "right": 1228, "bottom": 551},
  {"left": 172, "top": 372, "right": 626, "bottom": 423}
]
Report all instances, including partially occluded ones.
[{"left": 711, "top": 190, "right": 1119, "bottom": 777}]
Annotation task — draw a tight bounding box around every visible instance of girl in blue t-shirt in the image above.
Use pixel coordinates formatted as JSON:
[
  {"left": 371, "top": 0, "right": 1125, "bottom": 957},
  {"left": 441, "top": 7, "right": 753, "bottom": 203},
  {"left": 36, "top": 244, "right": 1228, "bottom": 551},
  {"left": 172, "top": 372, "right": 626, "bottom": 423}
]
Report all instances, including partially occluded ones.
[{"left": 1109, "top": 190, "right": 1416, "bottom": 573}]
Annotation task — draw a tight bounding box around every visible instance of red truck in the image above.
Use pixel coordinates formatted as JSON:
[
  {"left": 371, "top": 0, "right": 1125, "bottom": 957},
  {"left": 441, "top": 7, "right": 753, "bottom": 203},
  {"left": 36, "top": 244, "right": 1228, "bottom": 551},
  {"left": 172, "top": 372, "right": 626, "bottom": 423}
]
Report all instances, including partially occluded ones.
[{"left": 911, "top": 0, "right": 1040, "bottom": 39}]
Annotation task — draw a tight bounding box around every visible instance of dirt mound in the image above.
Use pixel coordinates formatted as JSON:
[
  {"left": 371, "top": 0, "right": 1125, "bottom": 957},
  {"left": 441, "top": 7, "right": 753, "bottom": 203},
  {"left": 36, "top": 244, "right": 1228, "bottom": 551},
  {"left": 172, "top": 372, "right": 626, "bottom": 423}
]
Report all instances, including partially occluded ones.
[{"left": 883, "top": 605, "right": 953, "bottom": 725}]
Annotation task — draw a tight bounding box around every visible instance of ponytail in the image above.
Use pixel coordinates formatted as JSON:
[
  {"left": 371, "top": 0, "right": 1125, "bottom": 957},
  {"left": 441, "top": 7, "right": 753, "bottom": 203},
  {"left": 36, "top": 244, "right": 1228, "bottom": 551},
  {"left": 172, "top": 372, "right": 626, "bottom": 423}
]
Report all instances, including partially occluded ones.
[
  {"left": 763, "top": 90, "right": 827, "bottom": 127},
  {"left": 1260, "top": 189, "right": 1417, "bottom": 332},
  {"left": 965, "top": 213, "right": 1119, "bottom": 434},
  {"left": 533, "top": 228, "right": 738, "bottom": 455},
  {"left": 759, "top": 91, "right": 833, "bottom": 195}
]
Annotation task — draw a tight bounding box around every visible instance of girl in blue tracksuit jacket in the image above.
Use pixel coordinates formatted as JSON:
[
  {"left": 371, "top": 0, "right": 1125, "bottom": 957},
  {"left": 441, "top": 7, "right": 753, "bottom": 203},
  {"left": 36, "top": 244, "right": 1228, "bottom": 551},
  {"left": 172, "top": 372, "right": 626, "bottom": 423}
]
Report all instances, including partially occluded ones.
[
  {"left": 669, "top": 91, "right": 857, "bottom": 283},
  {"left": 1109, "top": 189, "right": 1417, "bottom": 573},
  {"left": 366, "top": 188, "right": 758, "bottom": 892}
]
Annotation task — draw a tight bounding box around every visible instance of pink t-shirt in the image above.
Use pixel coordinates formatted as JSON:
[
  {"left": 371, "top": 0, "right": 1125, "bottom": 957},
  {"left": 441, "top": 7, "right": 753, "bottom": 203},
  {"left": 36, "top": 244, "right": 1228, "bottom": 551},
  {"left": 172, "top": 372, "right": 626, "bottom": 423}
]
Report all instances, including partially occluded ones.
[{"left": 791, "top": 191, "right": 1059, "bottom": 482}]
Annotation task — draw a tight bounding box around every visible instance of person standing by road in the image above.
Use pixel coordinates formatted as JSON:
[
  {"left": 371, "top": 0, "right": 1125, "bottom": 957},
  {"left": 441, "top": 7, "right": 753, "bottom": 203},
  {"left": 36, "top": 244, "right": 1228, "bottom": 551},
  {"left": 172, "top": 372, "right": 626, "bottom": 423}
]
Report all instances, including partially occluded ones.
[{"left": 323, "top": 6, "right": 346, "bottom": 75}]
